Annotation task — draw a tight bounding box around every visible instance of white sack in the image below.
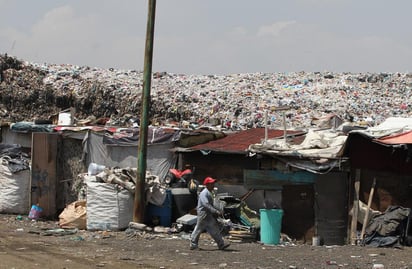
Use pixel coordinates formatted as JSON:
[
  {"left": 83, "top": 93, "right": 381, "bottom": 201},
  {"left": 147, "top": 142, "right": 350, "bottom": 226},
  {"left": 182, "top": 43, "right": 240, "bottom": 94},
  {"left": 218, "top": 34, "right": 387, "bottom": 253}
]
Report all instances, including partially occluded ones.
[
  {"left": 0, "top": 159, "right": 30, "bottom": 214},
  {"left": 86, "top": 182, "right": 133, "bottom": 231}
]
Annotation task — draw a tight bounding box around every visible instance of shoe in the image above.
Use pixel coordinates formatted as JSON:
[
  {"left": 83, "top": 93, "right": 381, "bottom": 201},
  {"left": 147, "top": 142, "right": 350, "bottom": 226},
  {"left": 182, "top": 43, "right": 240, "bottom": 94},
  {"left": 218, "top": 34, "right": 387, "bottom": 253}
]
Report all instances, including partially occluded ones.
[
  {"left": 190, "top": 245, "right": 198, "bottom": 250},
  {"left": 218, "top": 242, "right": 230, "bottom": 250}
]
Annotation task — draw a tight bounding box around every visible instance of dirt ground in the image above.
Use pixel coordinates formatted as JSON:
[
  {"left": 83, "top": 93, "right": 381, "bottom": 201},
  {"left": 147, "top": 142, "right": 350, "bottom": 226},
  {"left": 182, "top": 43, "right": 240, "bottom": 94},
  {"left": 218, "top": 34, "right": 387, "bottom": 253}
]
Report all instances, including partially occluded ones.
[{"left": 0, "top": 214, "right": 411, "bottom": 269}]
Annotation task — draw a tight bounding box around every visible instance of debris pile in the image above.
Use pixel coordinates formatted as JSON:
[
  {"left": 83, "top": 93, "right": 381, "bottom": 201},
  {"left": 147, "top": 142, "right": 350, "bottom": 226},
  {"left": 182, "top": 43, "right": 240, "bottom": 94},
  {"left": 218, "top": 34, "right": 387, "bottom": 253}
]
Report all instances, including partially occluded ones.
[{"left": 1, "top": 53, "right": 411, "bottom": 129}]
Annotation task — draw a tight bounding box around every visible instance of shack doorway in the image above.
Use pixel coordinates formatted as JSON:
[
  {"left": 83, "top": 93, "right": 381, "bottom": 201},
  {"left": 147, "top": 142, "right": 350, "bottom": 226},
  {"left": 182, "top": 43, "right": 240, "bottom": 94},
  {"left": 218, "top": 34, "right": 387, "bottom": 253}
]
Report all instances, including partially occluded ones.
[{"left": 282, "top": 184, "right": 315, "bottom": 242}]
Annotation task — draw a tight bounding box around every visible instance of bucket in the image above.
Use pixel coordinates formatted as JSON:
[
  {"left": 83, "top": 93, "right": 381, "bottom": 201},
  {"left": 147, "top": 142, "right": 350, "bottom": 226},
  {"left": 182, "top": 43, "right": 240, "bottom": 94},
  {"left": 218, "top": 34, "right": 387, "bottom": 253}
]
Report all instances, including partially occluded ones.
[
  {"left": 312, "top": 236, "right": 320, "bottom": 246},
  {"left": 28, "top": 204, "right": 43, "bottom": 219},
  {"left": 260, "top": 209, "right": 283, "bottom": 245},
  {"left": 57, "top": 112, "right": 73, "bottom": 126}
]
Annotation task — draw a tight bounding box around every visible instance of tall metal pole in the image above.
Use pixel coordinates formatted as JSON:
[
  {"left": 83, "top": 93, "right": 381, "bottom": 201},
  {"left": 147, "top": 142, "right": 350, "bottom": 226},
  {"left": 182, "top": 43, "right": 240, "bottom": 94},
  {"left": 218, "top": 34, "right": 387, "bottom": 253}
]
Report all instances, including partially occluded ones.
[
  {"left": 134, "top": 0, "right": 156, "bottom": 222},
  {"left": 264, "top": 110, "right": 268, "bottom": 144}
]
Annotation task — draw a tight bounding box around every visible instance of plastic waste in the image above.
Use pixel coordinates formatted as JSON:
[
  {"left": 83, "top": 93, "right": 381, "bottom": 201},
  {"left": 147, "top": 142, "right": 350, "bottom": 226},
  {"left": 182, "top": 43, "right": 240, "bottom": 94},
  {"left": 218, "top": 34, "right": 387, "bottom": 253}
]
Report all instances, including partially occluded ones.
[
  {"left": 28, "top": 204, "right": 43, "bottom": 219},
  {"left": 88, "top": 163, "right": 105, "bottom": 176}
]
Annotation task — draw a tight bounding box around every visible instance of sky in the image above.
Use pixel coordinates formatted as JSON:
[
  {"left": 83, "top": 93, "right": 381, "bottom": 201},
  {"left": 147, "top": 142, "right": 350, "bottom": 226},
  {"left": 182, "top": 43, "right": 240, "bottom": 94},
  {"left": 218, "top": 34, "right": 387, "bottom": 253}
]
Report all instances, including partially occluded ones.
[{"left": 1, "top": 0, "right": 411, "bottom": 75}]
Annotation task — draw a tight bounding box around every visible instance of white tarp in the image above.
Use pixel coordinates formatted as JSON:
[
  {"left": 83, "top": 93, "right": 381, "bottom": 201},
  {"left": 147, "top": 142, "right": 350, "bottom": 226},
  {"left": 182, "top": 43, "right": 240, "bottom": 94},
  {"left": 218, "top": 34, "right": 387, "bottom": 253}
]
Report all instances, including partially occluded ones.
[
  {"left": 86, "top": 181, "right": 133, "bottom": 231},
  {"left": 353, "top": 117, "right": 412, "bottom": 138},
  {"left": 249, "top": 129, "right": 347, "bottom": 159},
  {"left": 84, "top": 131, "right": 176, "bottom": 181}
]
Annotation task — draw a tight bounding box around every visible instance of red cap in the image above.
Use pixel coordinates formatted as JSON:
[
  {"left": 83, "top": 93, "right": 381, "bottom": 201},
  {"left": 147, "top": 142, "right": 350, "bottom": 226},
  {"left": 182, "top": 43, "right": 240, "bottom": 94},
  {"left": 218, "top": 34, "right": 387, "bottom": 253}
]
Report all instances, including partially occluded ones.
[{"left": 203, "top": 177, "right": 216, "bottom": 185}]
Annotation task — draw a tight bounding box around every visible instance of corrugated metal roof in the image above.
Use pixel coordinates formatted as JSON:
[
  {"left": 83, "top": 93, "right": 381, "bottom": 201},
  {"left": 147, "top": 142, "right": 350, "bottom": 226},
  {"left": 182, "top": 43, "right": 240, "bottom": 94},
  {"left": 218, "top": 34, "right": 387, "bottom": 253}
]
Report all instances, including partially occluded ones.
[
  {"left": 377, "top": 130, "right": 412, "bottom": 144},
  {"left": 190, "top": 128, "right": 303, "bottom": 154}
]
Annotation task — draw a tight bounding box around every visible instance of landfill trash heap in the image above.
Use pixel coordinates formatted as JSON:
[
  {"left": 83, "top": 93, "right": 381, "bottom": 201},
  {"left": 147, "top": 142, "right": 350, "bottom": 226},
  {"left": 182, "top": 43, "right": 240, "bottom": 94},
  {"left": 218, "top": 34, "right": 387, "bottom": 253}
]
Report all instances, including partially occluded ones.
[{"left": 1, "top": 53, "right": 411, "bottom": 129}]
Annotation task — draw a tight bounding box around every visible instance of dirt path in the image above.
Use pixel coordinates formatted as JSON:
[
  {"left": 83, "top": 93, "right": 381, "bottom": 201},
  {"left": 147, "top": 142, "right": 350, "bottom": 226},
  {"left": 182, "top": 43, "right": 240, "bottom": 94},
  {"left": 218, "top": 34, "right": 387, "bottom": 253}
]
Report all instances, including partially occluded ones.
[{"left": 1, "top": 214, "right": 412, "bottom": 269}]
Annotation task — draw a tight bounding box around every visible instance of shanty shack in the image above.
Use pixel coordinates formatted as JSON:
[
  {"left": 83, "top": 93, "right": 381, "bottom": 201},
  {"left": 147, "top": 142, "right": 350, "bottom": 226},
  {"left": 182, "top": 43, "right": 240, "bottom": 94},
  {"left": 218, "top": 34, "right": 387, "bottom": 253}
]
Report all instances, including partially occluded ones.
[
  {"left": 343, "top": 117, "right": 412, "bottom": 246},
  {"left": 248, "top": 128, "right": 350, "bottom": 245},
  {"left": 176, "top": 127, "right": 350, "bottom": 245},
  {"left": 175, "top": 128, "right": 302, "bottom": 206},
  {"left": 175, "top": 128, "right": 302, "bottom": 184},
  {"left": 0, "top": 123, "right": 184, "bottom": 218}
]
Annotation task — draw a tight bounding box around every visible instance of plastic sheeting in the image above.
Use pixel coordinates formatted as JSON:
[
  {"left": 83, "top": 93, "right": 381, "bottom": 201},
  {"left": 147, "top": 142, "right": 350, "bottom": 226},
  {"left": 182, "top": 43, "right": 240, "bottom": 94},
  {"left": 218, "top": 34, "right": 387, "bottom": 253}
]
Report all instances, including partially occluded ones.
[
  {"left": 346, "top": 117, "right": 412, "bottom": 144},
  {"left": 84, "top": 131, "right": 176, "bottom": 181},
  {"left": 249, "top": 129, "right": 347, "bottom": 159},
  {"left": 10, "top": 121, "right": 54, "bottom": 133},
  {"left": 102, "top": 127, "right": 180, "bottom": 146}
]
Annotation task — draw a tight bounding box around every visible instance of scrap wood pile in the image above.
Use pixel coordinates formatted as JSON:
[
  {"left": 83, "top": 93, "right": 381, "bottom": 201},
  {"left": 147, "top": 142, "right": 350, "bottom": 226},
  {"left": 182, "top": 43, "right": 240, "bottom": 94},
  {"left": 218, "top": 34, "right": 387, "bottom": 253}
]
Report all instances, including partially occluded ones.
[
  {"left": 74, "top": 165, "right": 168, "bottom": 206},
  {"left": 228, "top": 230, "right": 257, "bottom": 243},
  {"left": 1, "top": 53, "right": 412, "bottom": 130},
  {"left": 215, "top": 194, "right": 261, "bottom": 243}
]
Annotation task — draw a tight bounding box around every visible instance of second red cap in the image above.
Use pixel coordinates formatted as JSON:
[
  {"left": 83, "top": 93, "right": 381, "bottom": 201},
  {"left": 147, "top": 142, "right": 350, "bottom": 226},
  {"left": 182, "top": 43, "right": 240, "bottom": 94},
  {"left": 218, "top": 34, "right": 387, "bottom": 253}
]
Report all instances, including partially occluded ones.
[{"left": 203, "top": 177, "right": 216, "bottom": 185}]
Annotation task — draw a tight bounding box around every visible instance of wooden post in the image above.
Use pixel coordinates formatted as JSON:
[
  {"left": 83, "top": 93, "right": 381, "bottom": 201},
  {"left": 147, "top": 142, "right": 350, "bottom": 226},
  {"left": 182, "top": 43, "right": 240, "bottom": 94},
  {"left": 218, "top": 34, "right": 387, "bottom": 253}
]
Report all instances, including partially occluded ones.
[
  {"left": 360, "top": 177, "right": 376, "bottom": 240},
  {"left": 264, "top": 110, "right": 268, "bottom": 144},
  {"left": 350, "top": 169, "right": 360, "bottom": 245},
  {"left": 134, "top": 0, "right": 157, "bottom": 223},
  {"left": 283, "top": 111, "right": 287, "bottom": 142}
]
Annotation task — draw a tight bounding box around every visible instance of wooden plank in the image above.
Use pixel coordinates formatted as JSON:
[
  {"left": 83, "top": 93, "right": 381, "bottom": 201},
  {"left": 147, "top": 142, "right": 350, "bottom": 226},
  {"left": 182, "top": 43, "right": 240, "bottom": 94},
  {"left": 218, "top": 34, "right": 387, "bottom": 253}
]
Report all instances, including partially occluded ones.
[
  {"left": 31, "top": 133, "right": 59, "bottom": 218},
  {"left": 244, "top": 169, "right": 316, "bottom": 190},
  {"left": 360, "top": 177, "right": 376, "bottom": 240},
  {"left": 350, "top": 169, "right": 360, "bottom": 245},
  {"left": 229, "top": 230, "right": 255, "bottom": 235}
]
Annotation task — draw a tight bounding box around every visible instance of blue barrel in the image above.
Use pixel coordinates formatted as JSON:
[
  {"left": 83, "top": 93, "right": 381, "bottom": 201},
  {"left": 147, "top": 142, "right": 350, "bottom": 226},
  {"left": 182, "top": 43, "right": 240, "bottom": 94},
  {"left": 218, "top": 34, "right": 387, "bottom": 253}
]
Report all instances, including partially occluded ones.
[
  {"left": 146, "top": 190, "right": 172, "bottom": 227},
  {"left": 260, "top": 209, "right": 283, "bottom": 245}
]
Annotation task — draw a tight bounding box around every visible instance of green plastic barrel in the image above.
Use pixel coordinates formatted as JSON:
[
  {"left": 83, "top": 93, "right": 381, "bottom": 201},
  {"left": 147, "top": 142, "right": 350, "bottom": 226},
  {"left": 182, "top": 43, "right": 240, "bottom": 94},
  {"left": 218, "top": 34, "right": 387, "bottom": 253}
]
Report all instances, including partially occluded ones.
[{"left": 260, "top": 209, "right": 283, "bottom": 245}]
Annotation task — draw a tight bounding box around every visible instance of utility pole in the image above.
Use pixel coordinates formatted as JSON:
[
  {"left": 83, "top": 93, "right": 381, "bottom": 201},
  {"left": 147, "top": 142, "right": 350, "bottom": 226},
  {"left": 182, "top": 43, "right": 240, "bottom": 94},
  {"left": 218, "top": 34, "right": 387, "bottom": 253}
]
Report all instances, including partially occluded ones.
[{"left": 134, "top": 0, "right": 156, "bottom": 222}]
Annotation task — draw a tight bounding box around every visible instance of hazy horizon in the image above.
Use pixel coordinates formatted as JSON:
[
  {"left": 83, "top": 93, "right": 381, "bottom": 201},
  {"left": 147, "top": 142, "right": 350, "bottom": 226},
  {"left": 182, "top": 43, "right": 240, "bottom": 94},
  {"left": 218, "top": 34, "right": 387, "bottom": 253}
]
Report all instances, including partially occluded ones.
[{"left": 1, "top": 0, "right": 411, "bottom": 75}]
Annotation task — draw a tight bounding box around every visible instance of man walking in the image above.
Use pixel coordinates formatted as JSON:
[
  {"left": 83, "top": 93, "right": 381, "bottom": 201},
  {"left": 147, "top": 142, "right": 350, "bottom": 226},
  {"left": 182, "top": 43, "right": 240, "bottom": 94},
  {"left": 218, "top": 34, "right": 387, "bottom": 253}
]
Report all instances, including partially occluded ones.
[{"left": 190, "top": 177, "right": 230, "bottom": 250}]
